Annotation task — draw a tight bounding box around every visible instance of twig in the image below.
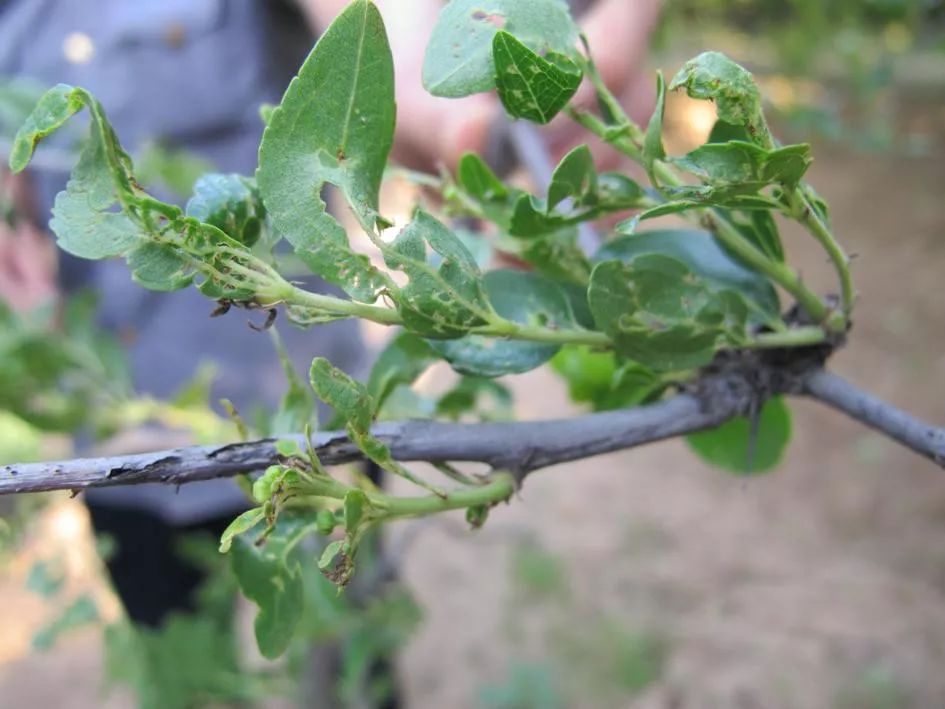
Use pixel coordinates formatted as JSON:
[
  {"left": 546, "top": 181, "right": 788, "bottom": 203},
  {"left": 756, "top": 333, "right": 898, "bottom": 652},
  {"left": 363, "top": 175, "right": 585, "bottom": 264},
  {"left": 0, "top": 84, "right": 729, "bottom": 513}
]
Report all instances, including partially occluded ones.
[
  {"left": 1, "top": 376, "right": 742, "bottom": 495},
  {"left": 803, "top": 369, "right": 945, "bottom": 467},
  {"left": 3, "top": 363, "right": 944, "bottom": 496}
]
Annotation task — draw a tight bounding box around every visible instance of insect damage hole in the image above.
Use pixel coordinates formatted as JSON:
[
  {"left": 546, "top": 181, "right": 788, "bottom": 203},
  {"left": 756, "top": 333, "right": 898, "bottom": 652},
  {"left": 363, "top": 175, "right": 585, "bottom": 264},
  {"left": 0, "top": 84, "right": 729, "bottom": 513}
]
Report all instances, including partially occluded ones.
[{"left": 471, "top": 10, "right": 506, "bottom": 28}]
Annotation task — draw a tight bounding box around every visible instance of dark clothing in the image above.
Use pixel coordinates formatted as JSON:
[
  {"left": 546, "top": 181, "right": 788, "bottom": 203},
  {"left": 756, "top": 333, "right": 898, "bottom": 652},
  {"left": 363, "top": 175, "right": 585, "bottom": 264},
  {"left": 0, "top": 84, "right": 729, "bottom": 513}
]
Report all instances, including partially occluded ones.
[{"left": 86, "top": 504, "right": 234, "bottom": 628}]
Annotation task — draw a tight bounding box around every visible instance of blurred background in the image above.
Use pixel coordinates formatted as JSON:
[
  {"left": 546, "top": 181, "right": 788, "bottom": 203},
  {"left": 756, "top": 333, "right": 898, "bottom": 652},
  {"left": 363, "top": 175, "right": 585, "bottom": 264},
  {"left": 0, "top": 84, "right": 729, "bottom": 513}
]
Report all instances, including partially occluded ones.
[{"left": 2, "top": 1, "right": 945, "bottom": 707}]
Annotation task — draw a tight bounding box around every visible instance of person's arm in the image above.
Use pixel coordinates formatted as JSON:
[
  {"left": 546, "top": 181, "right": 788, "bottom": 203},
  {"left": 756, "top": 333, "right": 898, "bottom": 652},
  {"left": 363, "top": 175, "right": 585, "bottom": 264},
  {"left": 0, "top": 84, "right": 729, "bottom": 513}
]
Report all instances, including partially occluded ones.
[{"left": 580, "top": 0, "right": 662, "bottom": 101}]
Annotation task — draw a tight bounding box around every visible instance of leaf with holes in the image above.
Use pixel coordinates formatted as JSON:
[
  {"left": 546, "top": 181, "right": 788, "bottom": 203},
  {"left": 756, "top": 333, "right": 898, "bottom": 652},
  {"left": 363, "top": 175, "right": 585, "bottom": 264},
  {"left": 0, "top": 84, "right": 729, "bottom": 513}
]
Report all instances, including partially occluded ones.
[
  {"left": 186, "top": 173, "right": 265, "bottom": 248},
  {"left": 597, "top": 229, "right": 780, "bottom": 321},
  {"left": 310, "top": 357, "right": 438, "bottom": 494},
  {"left": 257, "top": 0, "right": 394, "bottom": 301},
  {"left": 671, "top": 141, "right": 812, "bottom": 192},
  {"left": 588, "top": 255, "right": 750, "bottom": 371},
  {"left": 385, "top": 211, "right": 492, "bottom": 339},
  {"left": 432, "top": 270, "right": 578, "bottom": 377},
  {"left": 10, "top": 84, "right": 253, "bottom": 296},
  {"left": 424, "top": 0, "right": 579, "bottom": 98},
  {"left": 492, "top": 31, "right": 582, "bottom": 125},
  {"left": 669, "top": 52, "right": 770, "bottom": 147}
]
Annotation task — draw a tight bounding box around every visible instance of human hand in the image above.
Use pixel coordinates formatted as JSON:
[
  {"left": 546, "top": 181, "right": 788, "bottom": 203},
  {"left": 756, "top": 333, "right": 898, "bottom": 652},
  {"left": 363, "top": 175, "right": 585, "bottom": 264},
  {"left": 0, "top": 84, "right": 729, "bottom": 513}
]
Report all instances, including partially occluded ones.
[
  {"left": 0, "top": 172, "right": 57, "bottom": 312},
  {"left": 0, "top": 219, "right": 58, "bottom": 312}
]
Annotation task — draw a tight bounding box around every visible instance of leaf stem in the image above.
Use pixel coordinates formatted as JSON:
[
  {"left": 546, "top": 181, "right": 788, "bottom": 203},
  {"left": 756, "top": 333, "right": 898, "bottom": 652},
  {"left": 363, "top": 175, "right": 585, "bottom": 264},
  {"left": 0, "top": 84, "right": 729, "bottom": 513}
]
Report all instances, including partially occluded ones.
[
  {"left": 280, "top": 281, "right": 611, "bottom": 347},
  {"left": 373, "top": 473, "right": 515, "bottom": 519},
  {"left": 790, "top": 189, "right": 854, "bottom": 322},
  {"left": 567, "top": 64, "right": 841, "bottom": 332},
  {"left": 747, "top": 326, "right": 827, "bottom": 349},
  {"left": 281, "top": 283, "right": 404, "bottom": 324},
  {"left": 699, "top": 209, "right": 833, "bottom": 327}
]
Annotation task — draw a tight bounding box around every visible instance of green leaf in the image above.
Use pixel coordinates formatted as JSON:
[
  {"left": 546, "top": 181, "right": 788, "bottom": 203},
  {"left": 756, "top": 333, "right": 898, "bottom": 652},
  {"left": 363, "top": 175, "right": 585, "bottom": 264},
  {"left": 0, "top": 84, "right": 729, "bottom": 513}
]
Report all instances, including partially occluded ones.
[
  {"left": 257, "top": 0, "right": 394, "bottom": 302},
  {"left": 135, "top": 142, "right": 215, "bottom": 198},
  {"left": 231, "top": 519, "right": 306, "bottom": 659},
  {"left": 520, "top": 228, "right": 591, "bottom": 285},
  {"left": 454, "top": 153, "right": 524, "bottom": 230},
  {"left": 619, "top": 192, "right": 781, "bottom": 233},
  {"left": 344, "top": 490, "right": 369, "bottom": 534},
  {"left": 431, "top": 269, "right": 577, "bottom": 377},
  {"left": 597, "top": 172, "right": 647, "bottom": 211},
  {"left": 508, "top": 149, "right": 645, "bottom": 238},
  {"left": 492, "top": 31, "right": 582, "bottom": 125},
  {"left": 457, "top": 152, "right": 508, "bottom": 202},
  {"left": 310, "top": 358, "right": 374, "bottom": 434},
  {"left": 46, "top": 100, "right": 148, "bottom": 260},
  {"left": 218, "top": 508, "right": 266, "bottom": 553},
  {"left": 707, "top": 119, "right": 750, "bottom": 144},
  {"left": 11, "top": 86, "right": 173, "bottom": 273},
  {"left": 186, "top": 173, "right": 265, "bottom": 248},
  {"left": 597, "top": 229, "right": 780, "bottom": 320},
  {"left": 11, "top": 84, "right": 261, "bottom": 297},
  {"left": 551, "top": 346, "right": 664, "bottom": 411},
  {"left": 668, "top": 52, "right": 770, "bottom": 147},
  {"left": 687, "top": 397, "right": 792, "bottom": 474},
  {"left": 588, "top": 255, "right": 749, "bottom": 371},
  {"left": 435, "top": 377, "right": 513, "bottom": 421},
  {"left": 548, "top": 145, "right": 597, "bottom": 210},
  {"left": 8, "top": 83, "right": 84, "bottom": 172},
  {"left": 643, "top": 72, "right": 667, "bottom": 174},
  {"left": 384, "top": 210, "right": 491, "bottom": 338},
  {"left": 125, "top": 242, "right": 194, "bottom": 292},
  {"left": 423, "top": 0, "right": 579, "bottom": 98},
  {"left": 671, "top": 141, "right": 812, "bottom": 192},
  {"left": 724, "top": 209, "right": 784, "bottom": 263},
  {"left": 509, "top": 194, "right": 561, "bottom": 236},
  {"left": 310, "top": 357, "right": 438, "bottom": 493},
  {"left": 367, "top": 332, "right": 440, "bottom": 416}
]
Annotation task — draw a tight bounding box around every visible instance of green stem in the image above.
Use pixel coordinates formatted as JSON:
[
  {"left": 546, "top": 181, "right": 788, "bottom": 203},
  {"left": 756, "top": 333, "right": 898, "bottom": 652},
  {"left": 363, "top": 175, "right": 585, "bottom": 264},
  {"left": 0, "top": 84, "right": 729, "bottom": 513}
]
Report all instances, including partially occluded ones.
[
  {"left": 281, "top": 280, "right": 611, "bottom": 347},
  {"left": 748, "top": 326, "right": 827, "bottom": 349},
  {"left": 567, "top": 69, "right": 840, "bottom": 332},
  {"left": 791, "top": 189, "right": 854, "bottom": 322},
  {"left": 476, "top": 318, "right": 611, "bottom": 347},
  {"left": 701, "top": 210, "right": 832, "bottom": 326},
  {"left": 374, "top": 473, "right": 515, "bottom": 519},
  {"left": 281, "top": 283, "right": 403, "bottom": 325}
]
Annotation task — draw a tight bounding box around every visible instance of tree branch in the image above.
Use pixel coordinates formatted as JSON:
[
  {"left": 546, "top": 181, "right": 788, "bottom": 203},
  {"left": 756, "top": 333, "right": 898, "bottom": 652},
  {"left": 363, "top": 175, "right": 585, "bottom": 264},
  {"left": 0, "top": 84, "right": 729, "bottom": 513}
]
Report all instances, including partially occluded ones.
[
  {"left": 1, "top": 379, "right": 743, "bottom": 495},
  {"left": 3, "top": 362, "right": 944, "bottom": 496},
  {"left": 803, "top": 368, "right": 945, "bottom": 467}
]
